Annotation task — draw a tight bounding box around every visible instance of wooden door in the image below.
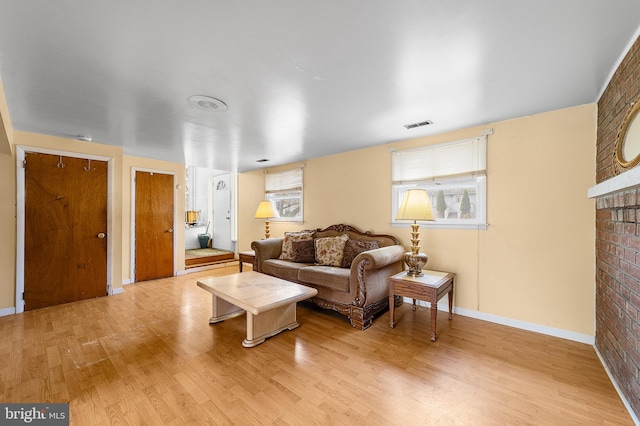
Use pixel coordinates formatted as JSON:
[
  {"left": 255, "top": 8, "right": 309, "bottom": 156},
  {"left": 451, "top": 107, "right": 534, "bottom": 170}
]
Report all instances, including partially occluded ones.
[
  {"left": 135, "top": 171, "right": 174, "bottom": 282},
  {"left": 24, "top": 152, "right": 108, "bottom": 310}
]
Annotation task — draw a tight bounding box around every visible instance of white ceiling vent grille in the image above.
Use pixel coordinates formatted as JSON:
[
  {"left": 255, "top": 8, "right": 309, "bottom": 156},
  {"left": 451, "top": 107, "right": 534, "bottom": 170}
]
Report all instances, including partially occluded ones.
[{"left": 404, "top": 120, "right": 433, "bottom": 129}]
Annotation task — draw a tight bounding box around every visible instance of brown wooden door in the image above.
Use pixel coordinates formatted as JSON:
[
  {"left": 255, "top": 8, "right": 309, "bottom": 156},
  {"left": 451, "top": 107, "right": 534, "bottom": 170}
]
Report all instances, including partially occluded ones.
[
  {"left": 24, "top": 152, "right": 108, "bottom": 310},
  {"left": 135, "top": 171, "right": 174, "bottom": 282}
]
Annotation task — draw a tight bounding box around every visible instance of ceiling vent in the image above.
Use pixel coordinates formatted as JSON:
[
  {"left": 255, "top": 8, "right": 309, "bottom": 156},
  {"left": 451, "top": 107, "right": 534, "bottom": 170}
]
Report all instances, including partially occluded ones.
[
  {"left": 404, "top": 120, "right": 433, "bottom": 129},
  {"left": 188, "top": 95, "right": 227, "bottom": 112}
]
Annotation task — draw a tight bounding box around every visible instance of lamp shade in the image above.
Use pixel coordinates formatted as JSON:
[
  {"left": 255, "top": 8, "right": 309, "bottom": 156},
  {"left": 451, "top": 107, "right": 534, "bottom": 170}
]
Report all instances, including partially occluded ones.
[
  {"left": 254, "top": 201, "right": 275, "bottom": 219},
  {"left": 395, "top": 189, "right": 435, "bottom": 221}
]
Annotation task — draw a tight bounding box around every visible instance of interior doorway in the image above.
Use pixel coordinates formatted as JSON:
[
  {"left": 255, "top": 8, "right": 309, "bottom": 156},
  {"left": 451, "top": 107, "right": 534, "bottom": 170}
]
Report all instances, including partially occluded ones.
[
  {"left": 15, "top": 146, "right": 113, "bottom": 314},
  {"left": 24, "top": 152, "right": 108, "bottom": 310},
  {"left": 184, "top": 166, "right": 236, "bottom": 266},
  {"left": 211, "top": 173, "right": 233, "bottom": 251},
  {"left": 133, "top": 169, "right": 175, "bottom": 282}
]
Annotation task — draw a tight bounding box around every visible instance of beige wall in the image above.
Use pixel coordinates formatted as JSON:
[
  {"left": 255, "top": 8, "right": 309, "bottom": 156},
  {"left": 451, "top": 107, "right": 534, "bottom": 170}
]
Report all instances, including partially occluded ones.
[
  {"left": 0, "top": 78, "right": 15, "bottom": 310},
  {"left": 238, "top": 170, "right": 268, "bottom": 251},
  {"left": 0, "top": 152, "right": 16, "bottom": 310},
  {"left": 239, "top": 104, "right": 597, "bottom": 336},
  {"left": 479, "top": 105, "right": 596, "bottom": 333},
  {"left": 0, "top": 76, "right": 13, "bottom": 155}
]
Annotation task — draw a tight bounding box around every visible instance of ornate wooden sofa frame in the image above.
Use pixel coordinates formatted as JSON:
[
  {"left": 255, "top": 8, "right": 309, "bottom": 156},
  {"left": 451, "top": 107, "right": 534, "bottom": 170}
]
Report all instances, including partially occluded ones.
[{"left": 251, "top": 224, "right": 405, "bottom": 329}]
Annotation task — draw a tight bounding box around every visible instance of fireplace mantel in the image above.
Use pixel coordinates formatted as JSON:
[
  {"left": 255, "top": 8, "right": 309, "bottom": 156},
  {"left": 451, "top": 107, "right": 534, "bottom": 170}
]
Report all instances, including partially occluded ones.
[{"left": 588, "top": 166, "right": 640, "bottom": 199}]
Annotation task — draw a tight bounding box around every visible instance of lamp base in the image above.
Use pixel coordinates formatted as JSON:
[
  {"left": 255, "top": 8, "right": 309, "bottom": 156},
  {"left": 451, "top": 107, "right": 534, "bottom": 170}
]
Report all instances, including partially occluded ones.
[
  {"left": 404, "top": 252, "right": 428, "bottom": 277},
  {"left": 264, "top": 218, "right": 271, "bottom": 239}
]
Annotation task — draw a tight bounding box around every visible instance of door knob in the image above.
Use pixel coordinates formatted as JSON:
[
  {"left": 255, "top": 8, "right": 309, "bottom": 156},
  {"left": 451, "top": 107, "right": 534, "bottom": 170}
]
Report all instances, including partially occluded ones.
[
  {"left": 97, "top": 232, "right": 106, "bottom": 239},
  {"left": 167, "top": 228, "right": 174, "bottom": 233}
]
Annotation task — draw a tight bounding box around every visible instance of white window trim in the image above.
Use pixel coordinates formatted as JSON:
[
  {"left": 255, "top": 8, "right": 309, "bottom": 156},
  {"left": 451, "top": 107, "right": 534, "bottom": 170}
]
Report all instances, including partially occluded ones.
[{"left": 391, "top": 136, "right": 488, "bottom": 230}]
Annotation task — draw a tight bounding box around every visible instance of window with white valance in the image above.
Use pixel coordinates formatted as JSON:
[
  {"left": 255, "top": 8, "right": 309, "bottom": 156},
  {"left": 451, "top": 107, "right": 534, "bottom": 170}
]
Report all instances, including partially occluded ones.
[
  {"left": 265, "top": 168, "right": 303, "bottom": 222},
  {"left": 391, "top": 136, "right": 488, "bottom": 229}
]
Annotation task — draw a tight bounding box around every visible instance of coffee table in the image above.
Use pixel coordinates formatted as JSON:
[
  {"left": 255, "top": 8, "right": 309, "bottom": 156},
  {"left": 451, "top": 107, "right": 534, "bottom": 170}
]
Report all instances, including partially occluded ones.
[{"left": 197, "top": 272, "right": 318, "bottom": 347}]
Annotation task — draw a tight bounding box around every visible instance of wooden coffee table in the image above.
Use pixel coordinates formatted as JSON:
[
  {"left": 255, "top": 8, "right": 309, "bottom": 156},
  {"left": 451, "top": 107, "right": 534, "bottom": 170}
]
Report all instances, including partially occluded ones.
[{"left": 197, "top": 272, "right": 318, "bottom": 347}]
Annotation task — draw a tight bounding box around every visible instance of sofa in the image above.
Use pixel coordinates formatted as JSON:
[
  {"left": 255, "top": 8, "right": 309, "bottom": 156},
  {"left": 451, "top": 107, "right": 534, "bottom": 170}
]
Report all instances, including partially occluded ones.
[{"left": 251, "top": 224, "right": 405, "bottom": 329}]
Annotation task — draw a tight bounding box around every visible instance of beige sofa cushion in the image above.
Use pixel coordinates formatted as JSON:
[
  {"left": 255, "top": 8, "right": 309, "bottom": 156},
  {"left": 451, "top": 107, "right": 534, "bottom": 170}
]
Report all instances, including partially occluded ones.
[
  {"left": 262, "top": 259, "right": 309, "bottom": 282},
  {"left": 298, "top": 265, "right": 350, "bottom": 292}
]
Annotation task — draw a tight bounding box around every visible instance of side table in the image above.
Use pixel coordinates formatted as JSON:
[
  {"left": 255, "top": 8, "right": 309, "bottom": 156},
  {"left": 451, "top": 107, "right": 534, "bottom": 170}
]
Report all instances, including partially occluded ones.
[
  {"left": 238, "top": 250, "right": 255, "bottom": 272},
  {"left": 389, "top": 269, "right": 455, "bottom": 342}
]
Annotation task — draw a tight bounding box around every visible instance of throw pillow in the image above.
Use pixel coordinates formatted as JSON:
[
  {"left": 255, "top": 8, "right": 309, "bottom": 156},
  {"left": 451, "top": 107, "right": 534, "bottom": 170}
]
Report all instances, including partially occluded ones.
[
  {"left": 279, "top": 230, "right": 315, "bottom": 260},
  {"left": 290, "top": 239, "right": 316, "bottom": 263},
  {"left": 340, "top": 239, "right": 380, "bottom": 268},
  {"left": 314, "top": 234, "right": 349, "bottom": 267}
]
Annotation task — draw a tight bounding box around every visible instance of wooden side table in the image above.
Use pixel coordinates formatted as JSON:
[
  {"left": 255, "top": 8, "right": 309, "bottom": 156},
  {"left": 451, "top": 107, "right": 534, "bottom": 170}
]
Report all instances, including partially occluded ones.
[
  {"left": 238, "top": 250, "right": 255, "bottom": 272},
  {"left": 389, "top": 269, "right": 455, "bottom": 342}
]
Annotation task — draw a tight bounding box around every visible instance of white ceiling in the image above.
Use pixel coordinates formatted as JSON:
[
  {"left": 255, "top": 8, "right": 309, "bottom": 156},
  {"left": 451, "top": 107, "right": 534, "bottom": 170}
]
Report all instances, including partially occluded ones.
[{"left": 1, "top": 1, "right": 639, "bottom": 172}]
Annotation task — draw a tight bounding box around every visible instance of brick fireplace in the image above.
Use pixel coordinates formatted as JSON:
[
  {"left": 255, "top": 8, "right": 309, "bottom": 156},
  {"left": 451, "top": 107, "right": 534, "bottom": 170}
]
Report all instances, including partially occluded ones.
[{"left": 594, "top": 35, "right": 640, "bottom": 419}]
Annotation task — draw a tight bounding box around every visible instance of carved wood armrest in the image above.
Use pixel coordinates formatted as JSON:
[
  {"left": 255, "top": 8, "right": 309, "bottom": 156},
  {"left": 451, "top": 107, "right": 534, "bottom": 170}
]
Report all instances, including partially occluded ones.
[{"left": 350, "top": 245, "right": 405, "bottom": 307}]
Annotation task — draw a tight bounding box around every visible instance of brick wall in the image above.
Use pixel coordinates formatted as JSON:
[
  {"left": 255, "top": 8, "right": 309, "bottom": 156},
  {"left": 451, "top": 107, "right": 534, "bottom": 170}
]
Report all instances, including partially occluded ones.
[
  {"left": 596, "top": 36, "right": 640, "bottom": 419},
  {"left": 597, "top": 37, "right": 640, "bottom": 182}
]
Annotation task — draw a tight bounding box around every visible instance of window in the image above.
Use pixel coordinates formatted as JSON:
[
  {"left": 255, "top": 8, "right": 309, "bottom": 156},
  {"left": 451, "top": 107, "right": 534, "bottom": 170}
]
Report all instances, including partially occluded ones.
[
  {"left": 265, "top": 168, "right": 303, "bottom": 222},
  {"left": 391, "top": 136, "right": 487, "bottom": 229}
]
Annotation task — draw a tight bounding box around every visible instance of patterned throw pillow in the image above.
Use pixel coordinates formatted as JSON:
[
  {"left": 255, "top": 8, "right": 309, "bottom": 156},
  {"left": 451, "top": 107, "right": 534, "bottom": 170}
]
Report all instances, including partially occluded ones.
[
  {"left": 290, "top": 239, "right": 316, "bottom": 263},
  {"left": 314, "top": 234, "right": 349, "bottom": 266},
  {"left": 340, "top": 239, "right": 380, "bottom": 268},
  {"left": 279, "top": 230, "right": 315, "bottom": 260}
]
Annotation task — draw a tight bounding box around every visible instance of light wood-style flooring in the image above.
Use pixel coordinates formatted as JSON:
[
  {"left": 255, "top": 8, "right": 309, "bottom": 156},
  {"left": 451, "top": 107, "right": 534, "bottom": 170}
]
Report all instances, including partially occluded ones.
[{"left": 0, "top": 266, "right": 633, "bottom": 425}]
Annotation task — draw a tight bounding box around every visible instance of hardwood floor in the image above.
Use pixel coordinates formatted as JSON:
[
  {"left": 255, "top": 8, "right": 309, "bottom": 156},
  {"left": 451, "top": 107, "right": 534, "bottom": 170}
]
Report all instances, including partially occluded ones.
[{"left": 0, "top": 266, "right": 632, "bottom": 425}]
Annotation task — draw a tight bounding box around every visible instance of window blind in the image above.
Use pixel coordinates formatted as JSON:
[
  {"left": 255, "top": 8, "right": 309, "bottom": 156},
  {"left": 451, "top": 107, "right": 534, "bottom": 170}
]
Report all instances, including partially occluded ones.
[
  {"left": 265, "top": 168, "right": 303, "bottom": 193},
  {"left": 392, "top": 136, "right": 486, "bottom": 184}
]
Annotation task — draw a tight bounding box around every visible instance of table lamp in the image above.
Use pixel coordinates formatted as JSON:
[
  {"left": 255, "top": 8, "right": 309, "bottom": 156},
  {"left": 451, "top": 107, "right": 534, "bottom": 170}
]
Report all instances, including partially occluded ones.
[
  {"left": 395, "top": 189, "right": 435, "bottom": 276},
  {"left": 254, "top": 201, "right": 276, "bottom": 239}
]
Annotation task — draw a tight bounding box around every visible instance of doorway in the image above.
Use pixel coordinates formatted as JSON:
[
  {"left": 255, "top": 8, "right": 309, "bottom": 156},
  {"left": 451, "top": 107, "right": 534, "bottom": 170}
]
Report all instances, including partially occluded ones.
[
  {"left": 133, "top": 170, "right": 176, "bottom": 282},
  {"left": 211, "top": 173, "right": 233, "bottom": 251},
  {"left": 16, "top": 148, "right": 112, "bottom": 313},
  {"left": 184, "top": 167, "right": 235, "bottom": 265}
]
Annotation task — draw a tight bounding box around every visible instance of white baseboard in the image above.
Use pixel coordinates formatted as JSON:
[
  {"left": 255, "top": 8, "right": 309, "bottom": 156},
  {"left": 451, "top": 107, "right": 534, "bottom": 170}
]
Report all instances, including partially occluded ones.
[
  {"left": 111, "top": 287, "right": 124, "bottom": 295},
  {"left": 0, "top": 307, "right": 16, "bottom": 317},
  {"left": 456, "top": 306, "right": 594, "bottom": 344},
  {"left": 594, "top": 346, "right": 640, "bottom": 425},
  {"left": 407, "top": 297, "right": 595, "bottom": 344},
  {"left": 121, "top": 279, "right": 133, "bottom": 285}
]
